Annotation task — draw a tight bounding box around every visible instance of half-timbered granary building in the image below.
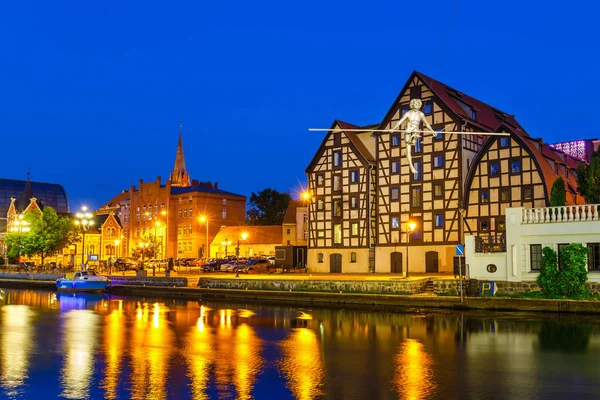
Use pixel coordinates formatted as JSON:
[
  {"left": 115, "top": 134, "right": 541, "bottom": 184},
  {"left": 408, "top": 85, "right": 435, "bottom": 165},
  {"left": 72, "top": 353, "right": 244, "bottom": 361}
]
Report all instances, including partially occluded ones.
[{"left": 306, "top": 71, "right": 586, "bottom": 274}]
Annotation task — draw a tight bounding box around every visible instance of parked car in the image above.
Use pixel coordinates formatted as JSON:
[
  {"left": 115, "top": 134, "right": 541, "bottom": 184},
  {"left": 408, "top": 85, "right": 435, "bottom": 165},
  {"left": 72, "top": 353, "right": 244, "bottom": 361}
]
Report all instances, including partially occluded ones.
[
  {"left": 266, "top": 256, "right": 276, "bottom": 265},
  {"left": 245, "top": 258, "right": 272, "bottom": 273},
  {"left": 204, "top": 259, "right": 228, "bottom": 272},
  {"left": 220, "top": 260, "right": 246, "bottom": 272},
  {"left": 190, "top": 258, "right": 204, "bottom": 266},
  {"left": 114, "top": 258, "right": 136, "bottom": 271}
]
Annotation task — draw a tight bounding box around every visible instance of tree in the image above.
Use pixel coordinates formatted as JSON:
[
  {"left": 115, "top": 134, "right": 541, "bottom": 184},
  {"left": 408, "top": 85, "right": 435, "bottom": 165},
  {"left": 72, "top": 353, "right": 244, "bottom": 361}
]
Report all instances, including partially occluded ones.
[
  {"left": 557, "top": 243, "right": 589, "bottom": 299},
  {"left": 537, "top": 246, "right": 560, "bottom": 298},
  {"left": 131, "top": 233, "right": 161, "bottom": 264},
  {"left": 6, "top": 207, "right": 78, "bottom": 265},
  {"left": 246, "top": 188, "right": 292, "bottom": 225},
  {"left": 549, "top": 177, "right": 566, "bottom": 206},
  {"left": 576, "top": 149, "right": 600, "bottom": 204}
]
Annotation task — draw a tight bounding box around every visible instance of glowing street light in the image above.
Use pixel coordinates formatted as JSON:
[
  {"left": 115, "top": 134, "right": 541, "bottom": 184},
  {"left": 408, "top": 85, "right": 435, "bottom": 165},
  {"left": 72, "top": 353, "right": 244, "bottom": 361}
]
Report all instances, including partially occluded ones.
[
  {"left": 138, "top": 241, "right": 150, "bottom": 272},
  {"left": 236, "top": 232, "right": 248, "bottom": 257},
  {"left": 10, "top": 214, "right": 30, "bottom": 263},
  {"left": 74, "top": 206, "right": 94, "bottom": 267},
  {"left": 199, "top": 216, "right": 209, "bottom": 259},
  {"left": 221, "top": 238, "right": 231, "bottom": 258},
  {"left": 405, "top": 220, "right": 417, "bottom": 279}
]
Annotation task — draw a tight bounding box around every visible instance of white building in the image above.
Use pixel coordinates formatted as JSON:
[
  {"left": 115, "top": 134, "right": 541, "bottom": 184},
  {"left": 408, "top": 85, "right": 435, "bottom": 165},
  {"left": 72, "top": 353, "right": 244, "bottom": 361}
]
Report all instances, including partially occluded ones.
[{"left": 466, "top": 204, "right": 600, "bottom": 282}]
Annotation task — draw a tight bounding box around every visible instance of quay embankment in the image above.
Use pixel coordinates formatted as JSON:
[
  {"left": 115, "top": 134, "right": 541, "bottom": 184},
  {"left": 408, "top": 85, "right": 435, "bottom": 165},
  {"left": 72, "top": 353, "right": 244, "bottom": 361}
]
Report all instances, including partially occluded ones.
[{"left": 3, "top": 273, "right": 600, "bottom": 314}]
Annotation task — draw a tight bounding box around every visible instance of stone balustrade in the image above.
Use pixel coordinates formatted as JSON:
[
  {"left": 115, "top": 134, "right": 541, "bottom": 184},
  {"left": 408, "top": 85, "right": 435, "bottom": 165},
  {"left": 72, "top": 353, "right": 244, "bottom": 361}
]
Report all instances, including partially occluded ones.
[{"left": 521, "top": 204, "right": 600, "bottom": 224}]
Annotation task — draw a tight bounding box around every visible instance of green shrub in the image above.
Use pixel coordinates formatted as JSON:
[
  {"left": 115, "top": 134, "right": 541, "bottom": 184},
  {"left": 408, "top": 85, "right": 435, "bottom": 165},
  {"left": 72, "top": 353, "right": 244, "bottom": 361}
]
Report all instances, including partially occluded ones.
[
  {"left": 550, "top": 177, "right": 567, "bottom": 206},
  {"left": 557, "top": 243, "right": 589, "bottom": 299},
  {"left": 537, "top": 247, "right": 560, "bottom": 297}
]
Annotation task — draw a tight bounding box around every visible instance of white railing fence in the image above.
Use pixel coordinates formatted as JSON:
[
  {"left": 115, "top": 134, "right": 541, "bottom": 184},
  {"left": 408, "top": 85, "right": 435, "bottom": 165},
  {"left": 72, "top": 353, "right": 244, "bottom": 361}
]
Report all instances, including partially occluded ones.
[{"left": 522, "top": 204, "right": 600, "bottom": 224}]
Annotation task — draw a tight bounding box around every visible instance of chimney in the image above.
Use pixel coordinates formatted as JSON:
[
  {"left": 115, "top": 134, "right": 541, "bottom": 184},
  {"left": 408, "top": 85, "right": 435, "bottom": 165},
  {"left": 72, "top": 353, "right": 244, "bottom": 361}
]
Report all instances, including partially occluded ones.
[
  {"left": 139, "top": 178, "right": 144, "bottom": 186},
  {"left": 157, "top": 176, "right": 161, "bottom": 185},
  {"left": 191, "top": 179, "right": 199, "bottom": 186},
  {"left": 214, "top": 182, "right": 219, "bottom": 190}
]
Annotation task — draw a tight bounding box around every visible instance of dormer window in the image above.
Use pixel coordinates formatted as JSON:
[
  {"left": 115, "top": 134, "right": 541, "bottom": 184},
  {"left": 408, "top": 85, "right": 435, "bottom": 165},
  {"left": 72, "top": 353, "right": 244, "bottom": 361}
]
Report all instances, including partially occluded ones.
[{"left": 471, "top": 110, "right": 477, "bottom": 120}]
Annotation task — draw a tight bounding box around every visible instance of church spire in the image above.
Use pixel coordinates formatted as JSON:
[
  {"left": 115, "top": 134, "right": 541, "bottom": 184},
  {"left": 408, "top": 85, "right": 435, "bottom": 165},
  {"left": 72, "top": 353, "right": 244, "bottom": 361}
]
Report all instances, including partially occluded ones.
[{"left": 169, "top": 122, "right": 191, "bottom": 187}]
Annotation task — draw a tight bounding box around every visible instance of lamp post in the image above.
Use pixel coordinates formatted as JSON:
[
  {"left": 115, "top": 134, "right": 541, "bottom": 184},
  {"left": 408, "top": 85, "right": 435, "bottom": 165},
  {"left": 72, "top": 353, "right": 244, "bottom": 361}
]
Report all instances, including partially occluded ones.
[
  {"left": 200, "top": 216, "right": 209, "bottom": 260},
  {"left": 221, "top": 238, "right": 231, "bottom": 258},
  {"left": 405, "top": 220, "right": 417, "bottom": 279},
  {"left": 75, "top": 206, "right": 94, "bottom": 268},
  {"left": 139, "top": 241, "right": 149, "bottom": 271},
  {"left": 112, "top": 239, "right": 120, "bottom": 274},
  {"left": 236, "top": 232, "right": 248, "bottom": 257},
  {"left": 10, "top": 214, "right": 30, "bottom": 263}
]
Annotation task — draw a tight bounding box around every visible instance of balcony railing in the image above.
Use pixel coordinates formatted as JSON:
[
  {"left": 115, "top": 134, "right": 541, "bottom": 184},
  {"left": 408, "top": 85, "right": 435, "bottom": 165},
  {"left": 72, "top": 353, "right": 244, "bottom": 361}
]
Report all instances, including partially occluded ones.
[
  {"left": 475, "top": 232, "right": 506, "bottom": 253},
  {"left": 522, "top": 204, "right": 600, "bottom": 224}
]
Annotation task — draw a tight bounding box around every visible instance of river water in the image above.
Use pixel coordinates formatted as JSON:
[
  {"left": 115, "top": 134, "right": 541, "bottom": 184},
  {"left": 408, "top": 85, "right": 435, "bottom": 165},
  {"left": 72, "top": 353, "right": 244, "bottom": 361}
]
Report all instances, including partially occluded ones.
[{"left": 0, "top": 288, "right": 598, "bottom": 399}]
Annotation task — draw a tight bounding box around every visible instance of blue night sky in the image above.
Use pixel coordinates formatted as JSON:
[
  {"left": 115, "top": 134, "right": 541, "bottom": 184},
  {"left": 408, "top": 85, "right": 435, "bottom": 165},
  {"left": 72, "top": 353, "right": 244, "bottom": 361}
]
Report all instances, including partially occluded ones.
[{"left": 1, "top": 0, "right": 598, "bottom": 211}]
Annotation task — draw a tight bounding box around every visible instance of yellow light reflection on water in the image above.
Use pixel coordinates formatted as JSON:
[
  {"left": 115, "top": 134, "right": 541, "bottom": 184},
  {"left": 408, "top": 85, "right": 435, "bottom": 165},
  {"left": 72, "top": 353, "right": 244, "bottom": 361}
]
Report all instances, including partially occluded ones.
[
  {"left": 101, "top": 301, "right": 124, "bottom": 399},
  {"left": 280, "top": 328, "right": 325, "bottom": 400},
  {"left": 60, "top": 310, "right": 100, "bottom": 399},
  {"left": 130, "top": 302, "right": 173, "bottom": 400},
  {"left": 234, "top": 323, "right": 262, "bottom": 400},
  {"left": 185, "top": 307, "right": 214, "bottom": 400},
  {"left": 394, "top": 339, "right": 436, "bottom": 400},
  {"left": 1, "top": 305, "right": 34, "bottom": 396}
]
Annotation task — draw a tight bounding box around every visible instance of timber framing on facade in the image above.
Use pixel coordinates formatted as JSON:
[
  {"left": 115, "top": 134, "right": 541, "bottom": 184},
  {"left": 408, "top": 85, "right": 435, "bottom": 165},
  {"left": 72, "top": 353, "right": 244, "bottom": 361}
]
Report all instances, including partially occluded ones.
[{"left": 306, "top": 71, "right": 589, "bottom": 274}]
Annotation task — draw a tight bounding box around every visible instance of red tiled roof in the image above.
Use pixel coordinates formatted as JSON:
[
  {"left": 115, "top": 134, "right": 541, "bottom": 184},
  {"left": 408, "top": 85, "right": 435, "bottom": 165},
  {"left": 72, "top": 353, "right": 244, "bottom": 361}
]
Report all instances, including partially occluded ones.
[
  {"left": 416, "top": 71, "right": 526, "bottom": 133},
  {"left": 283, "top": 200, "right": 300, "bottom": 224}
]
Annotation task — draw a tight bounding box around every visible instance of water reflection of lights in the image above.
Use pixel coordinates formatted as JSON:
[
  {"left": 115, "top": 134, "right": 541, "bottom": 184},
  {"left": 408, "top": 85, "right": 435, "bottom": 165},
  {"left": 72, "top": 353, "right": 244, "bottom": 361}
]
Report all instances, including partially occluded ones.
[
  {"left": 60, "top": 310, "right": 100, "bottom": 399},
  {"left": 130, "top": 302, "right": 173, "bottom": 400},
  {"left": 100, "top": 302, "right": 124, "bottom": 399},
  {"left": 280, "top": 328, "right": 325, "bottom": 400},
  {"left": 1, "top": 305, "right": 34, "bottom": 396},
  {"left": 237, "top": 309, "right": 256, "bottom": 318},
  {"left": 395, "top": 339, "right": 436, "bottom": 400},
  {"left": 186, "top": 312, "right": 214, "bottom": 400},
  {"left": 234, "top": 323, "right": 262, "bottom": 400}
]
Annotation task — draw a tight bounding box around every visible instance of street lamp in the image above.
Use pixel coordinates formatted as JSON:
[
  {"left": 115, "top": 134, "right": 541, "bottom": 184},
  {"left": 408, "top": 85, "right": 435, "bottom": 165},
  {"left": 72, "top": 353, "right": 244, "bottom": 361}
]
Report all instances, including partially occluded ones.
[
  {"left": 199, "top": 216, "right": 209, "bottom": 260},
  {"left": 236, "top": 232, "right": 248, "bottom": 257},
  {"left": 138, "top": 241, "right": 149, "bottom": 271},
  {"left": 221, "top": 238, "right": 231, "bottom": 258},
  {"left": 74, "top": 206, "right": 94, "bottom": 267},
  {"left": 405, "top": 220, "right": 417, "bottom": 279},
  {"left": 112, "top": 239, "right": 120, "bottom": 274},
  {"left": 10, "top": 214, "right": 30, "bottom": 263},
  {"left": 301, "top": 191, "right": 310, "bottom": 201}
]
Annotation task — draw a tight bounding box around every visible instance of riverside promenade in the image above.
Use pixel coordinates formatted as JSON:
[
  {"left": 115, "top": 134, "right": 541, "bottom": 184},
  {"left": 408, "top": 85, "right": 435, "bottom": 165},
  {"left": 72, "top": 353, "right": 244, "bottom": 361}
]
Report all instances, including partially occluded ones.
[{"left": 2, "top": 270, "right": 600, "bottom": 314}]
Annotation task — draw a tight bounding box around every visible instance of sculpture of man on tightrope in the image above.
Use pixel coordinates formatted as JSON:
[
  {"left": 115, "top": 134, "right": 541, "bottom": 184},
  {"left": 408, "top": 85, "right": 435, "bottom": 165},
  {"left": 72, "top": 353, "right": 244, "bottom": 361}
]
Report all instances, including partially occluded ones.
[{"left": 391, "top": 98, "right": 437, "bottom": 174}]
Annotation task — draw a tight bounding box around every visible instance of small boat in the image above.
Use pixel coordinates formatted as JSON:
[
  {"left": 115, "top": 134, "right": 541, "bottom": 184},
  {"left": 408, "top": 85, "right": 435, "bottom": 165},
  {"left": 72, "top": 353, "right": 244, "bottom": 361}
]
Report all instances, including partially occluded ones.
[{"left": 56, "top": 270, "right": 111, "bottom": 292}]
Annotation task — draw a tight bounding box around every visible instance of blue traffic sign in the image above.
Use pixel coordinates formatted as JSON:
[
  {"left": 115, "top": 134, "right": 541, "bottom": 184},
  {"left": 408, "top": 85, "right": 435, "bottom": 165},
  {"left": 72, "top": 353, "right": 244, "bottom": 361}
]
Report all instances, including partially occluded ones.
[{"left": 456, "top": 244, "right": 464, "bottom": 256}]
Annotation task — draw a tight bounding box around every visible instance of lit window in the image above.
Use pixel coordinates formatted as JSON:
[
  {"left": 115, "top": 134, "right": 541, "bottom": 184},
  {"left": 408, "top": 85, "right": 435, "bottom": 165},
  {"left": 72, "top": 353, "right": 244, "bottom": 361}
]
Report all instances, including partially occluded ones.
[
  {"left": 189, "top": 208, "right": 193, "bottom": 218},
  {"left": 391, "top": 161, "right": 400, "bottom": 174},
  {"left": 333, "top": 200, "right": 342, "bottom": 217},
  {"left": 511, "top": 159, "right": 521, "bottom": 174},
  {"left": 351, "top": 223, "right": 359, "bottom": 236},
  {"left": 183, "top": 209, "right": 187, "bottom": 218},
  {"left": 392, "top": 135, "right": 400, "bottom": 147},
  {"left": 391, "top": 216, "right": 400, "bottom": 229},
  {"left": 178, "top": 209, "right": 182, "bottom": 219},
  {"left": 333, "top": 151, "right": 342, "bottom": 167},
  {"left": 434, "top": 183, "right": 443, "bottom": 198},
  {"left": 317, "top": 231, "right": 325, "bottom": 238},
  {"left": 183, "top": 225, "right": 187, "bottom": 235},
  {"left": 350, "top": 196, "right": 359, "bottom": 209},
  {"left": 189, "top": 196, "right": 193, "bottom": 204},
  {"left": 178, "top": 227, "right": 182, "bottom": 236},
  {"left": 433, "top": 155, "right": 444, "bottom": 168},
  {"left": 434, "top": 214, "right": 443, "bottom": 228},
  {"left": 222, "top": 209, "right": 227, "bottom": 219},
  {"left": 316, "top": 174, "right": 324, "bottom": 186},
  {"left": 333, "top": 175, "right": 341, "bottom": 191},
  {"left": 189, "top": 224, "right": 193, "bottom": 234},
  {"left": 317, "top": 199, "right": 324, "bottom": 211},
  {"left": 350, "top": 252, "right": 357, "bottom": 263},
  {"left": 411, "top": 187, "right": 422, "bottom": 207},
  {"left": 222, "top": 199, "right": 227, "bottom": 205},
  {"left": 350, "top": 170, "right": 359, "bottom": 183},
  {"left": 333, "top": 224, "right": 342, "bottom": 244},
  {"left": 391, "top": 187, "right": 399, "bottom": 201}
]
